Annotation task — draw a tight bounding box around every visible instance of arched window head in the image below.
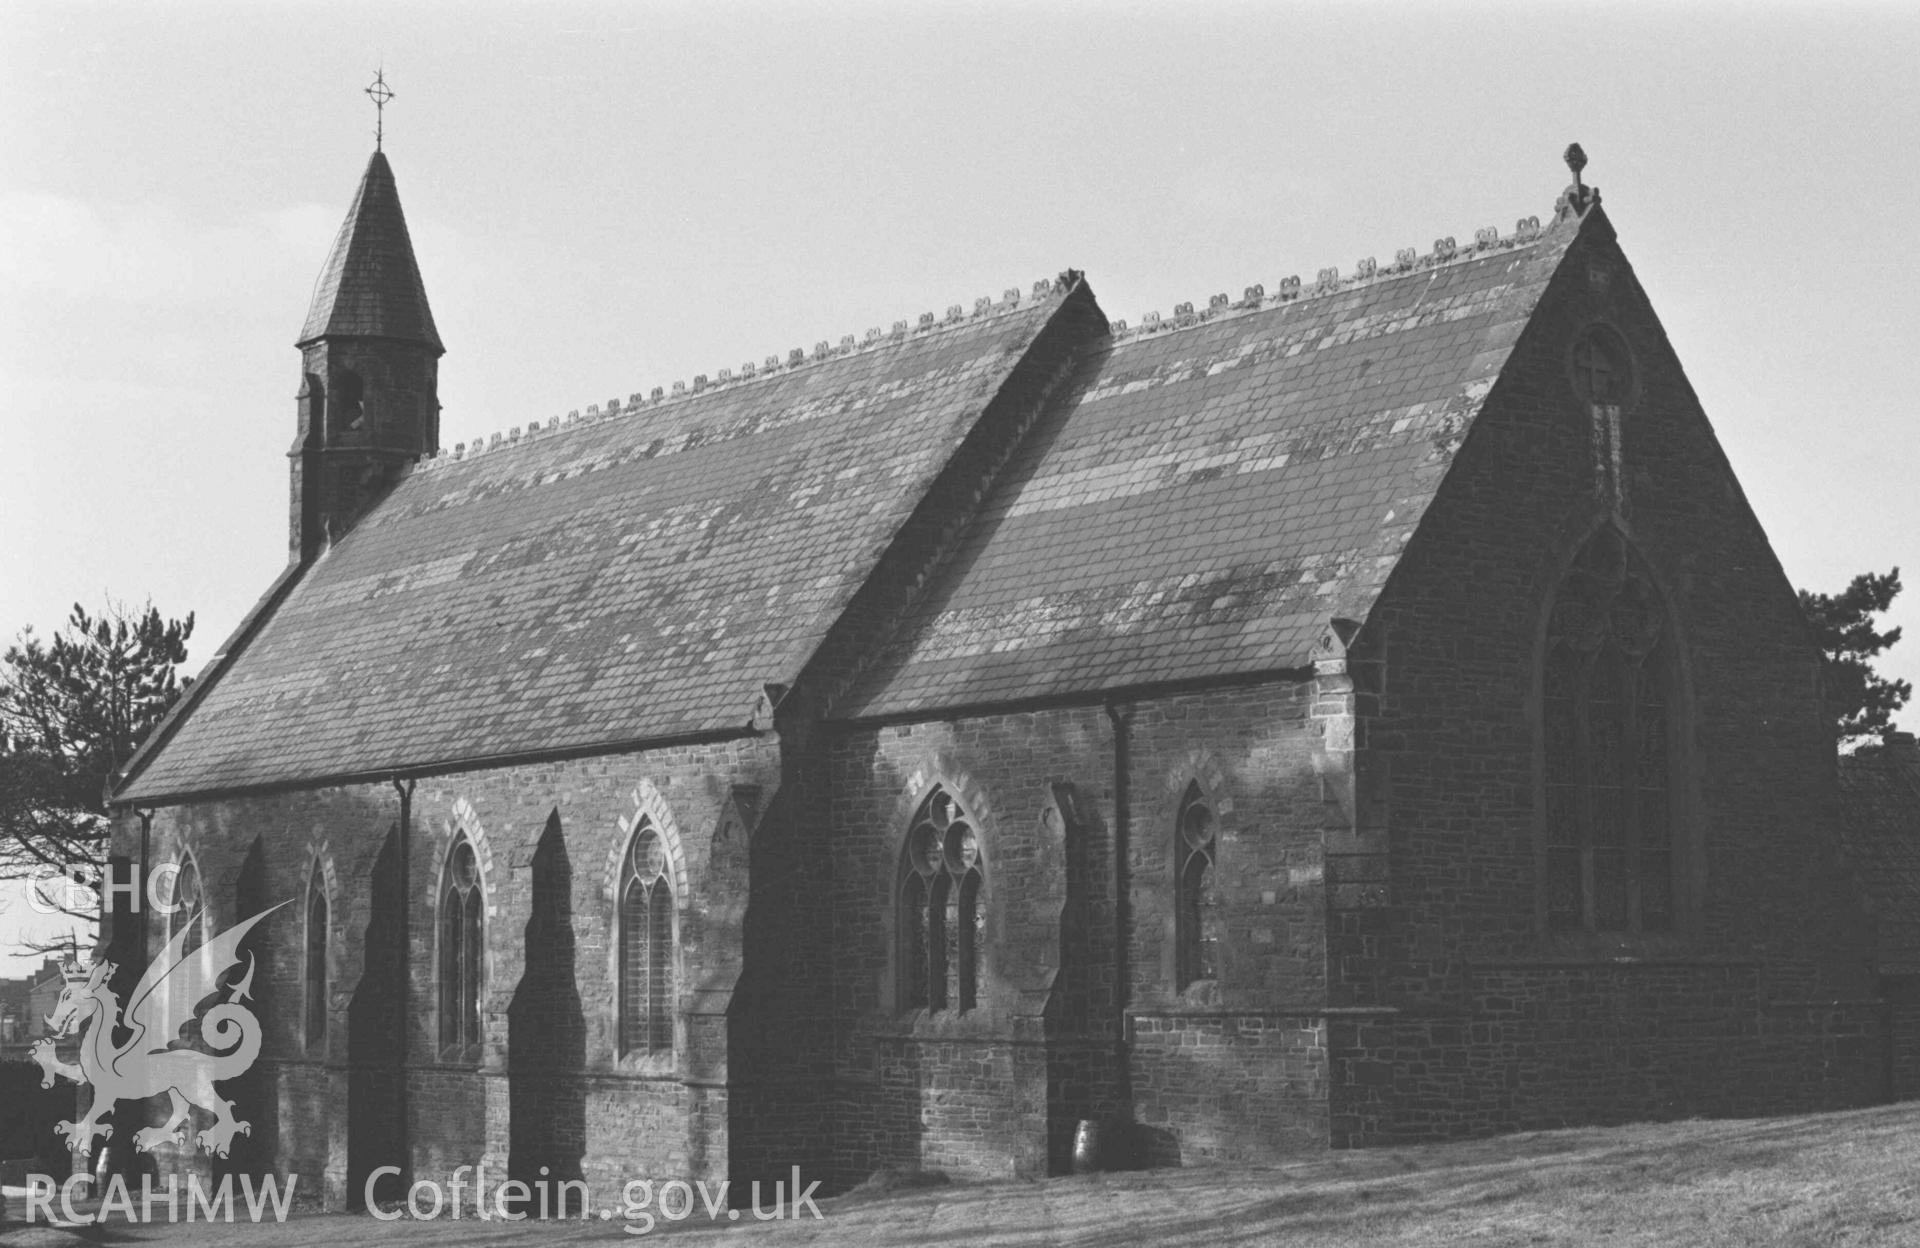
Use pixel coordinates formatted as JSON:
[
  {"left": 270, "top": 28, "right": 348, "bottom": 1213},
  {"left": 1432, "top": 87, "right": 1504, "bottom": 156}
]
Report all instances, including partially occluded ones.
[
  {"left": 438, "top": 838, "right": 484, "bottom": 1053},
  {"left": 305, "top": 863, "right": 329, "bottom": 1051},
  {"left": 1543, "top": 527, "right": 1675, "bottom": 934},
  {"left": 166, "top": 857, "right": 204, "bottom": 955},
  {"left": 1175, "top": 783, "right": 1220, "bottom": 989},
  {"left": 899, "top": 787, "right": 985, "bottom": 1014},
  {"left": 619, "top": 824, "right": 674, "bottom": 1056}
]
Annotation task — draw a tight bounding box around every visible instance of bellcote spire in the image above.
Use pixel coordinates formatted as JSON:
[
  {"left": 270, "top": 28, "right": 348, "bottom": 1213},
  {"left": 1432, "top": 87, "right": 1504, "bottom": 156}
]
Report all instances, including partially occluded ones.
[
  {"left": 297, "top": 145, "right": 442, "bottom": 352},
  {"left": 288, "top": 97, "right": 444, "bottom": 564}
]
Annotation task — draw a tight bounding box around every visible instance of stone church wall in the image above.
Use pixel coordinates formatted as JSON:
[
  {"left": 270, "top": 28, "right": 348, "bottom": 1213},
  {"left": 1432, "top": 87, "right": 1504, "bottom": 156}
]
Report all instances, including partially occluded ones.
[
  {"left": 827, "top": 680, "right": 1331, "bottom": 1186},
  {"left": 1128, "top": 1012, "right": 1328, "bottom": 1163},
  {"left": 1329, "top": 968, "right": 1884, "bottom": 1146},
  {"left": 116, "top": 735, "right": 780, "bottom": 1208},
  {"left": 1329, "top": 217, "right": 1881, "bottom": 1141}
]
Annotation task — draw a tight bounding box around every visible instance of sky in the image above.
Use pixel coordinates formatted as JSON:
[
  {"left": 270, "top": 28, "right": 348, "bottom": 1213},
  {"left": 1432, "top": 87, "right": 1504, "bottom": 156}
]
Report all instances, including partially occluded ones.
[{"left": 1, "top": 2, "right": 1915, "bottom": 971}]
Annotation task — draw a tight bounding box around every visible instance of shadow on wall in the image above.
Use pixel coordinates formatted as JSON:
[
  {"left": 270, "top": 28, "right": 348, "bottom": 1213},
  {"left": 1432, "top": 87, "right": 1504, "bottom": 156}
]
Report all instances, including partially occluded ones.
[
  {"left": 215, "top": 836, "right": 275, "bottom": 1186},
  {"left": 1044, "top": 781, "right": 1133, "bottom": 1177},
  {"left": 508, "top": 810, "right": 587, "bottom": 1209},
  {"left": 347, "top": 826, "right": 406, "bottom": 1209},
  {"left": 728, "top": 783, "right": 841, "bottom": 1191}
]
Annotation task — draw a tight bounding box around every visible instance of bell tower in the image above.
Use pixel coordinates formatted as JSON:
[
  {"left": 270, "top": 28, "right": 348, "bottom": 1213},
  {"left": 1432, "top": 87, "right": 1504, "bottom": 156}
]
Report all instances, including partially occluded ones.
[{"left": 289, "top": 95, "right": 443, "bottom": 562}]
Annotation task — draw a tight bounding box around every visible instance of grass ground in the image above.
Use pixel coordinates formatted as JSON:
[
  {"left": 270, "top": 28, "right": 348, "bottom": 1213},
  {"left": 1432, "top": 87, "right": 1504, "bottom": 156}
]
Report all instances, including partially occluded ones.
[{"left": 5, "top": 1100, "right": 1920, "bottom": 1246}]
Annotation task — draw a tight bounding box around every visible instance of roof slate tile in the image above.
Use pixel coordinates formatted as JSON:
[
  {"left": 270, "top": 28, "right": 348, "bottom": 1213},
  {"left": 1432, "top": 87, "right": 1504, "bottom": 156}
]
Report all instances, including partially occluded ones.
[
  {"left": 123, "top": 299, "right": 1061, "bottom": 799},
  {"left": 836, "top": 234, "right": 1574, "bottom": 719},
  {"left": 127, "top": 211, "right": 1583, "bottom": 796}
]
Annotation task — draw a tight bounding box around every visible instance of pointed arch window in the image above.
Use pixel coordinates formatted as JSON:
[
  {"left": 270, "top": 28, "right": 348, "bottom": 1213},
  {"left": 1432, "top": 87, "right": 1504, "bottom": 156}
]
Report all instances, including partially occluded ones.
[
  {"left": 1543, "top": 528, "right": 1676, "bottom": 934},
  {"left": 438, "top": 838, "right": 484, "bottom": 1053},
  {"left": 165, "top": 856, "right": 205, "bottom": 955},
  {"left": 1175, "top": 783, "right": 1221, "bottom": 988},
  {"left": 619, "top": 824, "right": 674, "bottom": 1056},
  {"left": 157, "top": 856, "right": 207, "bottom": 1045},
  {"left": 899, "top": 787, "right": 985, "bottom": 1014},
  {"left": 305, "top": 863, "right": 329, "bottom": 1051}
]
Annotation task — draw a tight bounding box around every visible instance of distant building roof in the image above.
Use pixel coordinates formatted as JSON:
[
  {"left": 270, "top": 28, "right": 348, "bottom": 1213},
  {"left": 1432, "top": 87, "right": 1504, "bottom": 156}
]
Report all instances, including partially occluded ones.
[
  {"left": 1839, "top": 733, "right": 1920, "bottom": 974},
  {"left": 0, "top": 975, "right": 28, "bottom": 1012},
  {"left": 297, "top": 150, "right": 442, "bottom": 352}
]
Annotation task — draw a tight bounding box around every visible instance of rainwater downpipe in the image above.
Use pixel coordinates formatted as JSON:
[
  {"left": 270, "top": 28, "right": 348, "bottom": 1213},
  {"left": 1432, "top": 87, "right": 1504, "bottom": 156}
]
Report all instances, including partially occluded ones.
[
  {"left": 1105, "top": 700, "right": 1134, "bottom": 1106},
  {"left": 135, "top": 808, "right": 153, "bottom": 969},
  {"left": 392, "top": 775, "right": 415, "bottom": 1186}
]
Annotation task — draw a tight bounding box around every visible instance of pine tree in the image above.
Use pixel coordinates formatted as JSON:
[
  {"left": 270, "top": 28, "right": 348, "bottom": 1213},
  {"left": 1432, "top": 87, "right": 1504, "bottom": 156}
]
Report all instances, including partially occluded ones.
[
  {"left": 0, "top": 601, "right": 193, "bottom": 895},
  {"left": 1798, "top": 568, "right": 1911, "bottom": 749}
]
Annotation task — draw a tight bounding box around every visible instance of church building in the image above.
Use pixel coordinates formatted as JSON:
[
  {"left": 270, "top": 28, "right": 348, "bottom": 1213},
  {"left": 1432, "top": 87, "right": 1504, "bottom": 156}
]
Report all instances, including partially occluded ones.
[{"left": 104, "top": 141, "right": 1897, "bottom": 1208}]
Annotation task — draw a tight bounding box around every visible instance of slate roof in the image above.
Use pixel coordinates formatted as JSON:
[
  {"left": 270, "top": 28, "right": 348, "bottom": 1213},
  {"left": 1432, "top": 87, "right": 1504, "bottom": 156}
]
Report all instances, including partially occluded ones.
[
  {"left": 297, "top": 151, "right": 443, "bottom": 351},
  {"left": 121, "top": 147, "right": 1599, "bottom": 799},
  {"left": 120, "top": 294, "right": 1069, "bottom": 800},
  {"left": 836, "top": 225, "right": 1577, "bottom": 720},
  {"left": 1839, "top": 736, "right": 1920, "bottom": 974}
]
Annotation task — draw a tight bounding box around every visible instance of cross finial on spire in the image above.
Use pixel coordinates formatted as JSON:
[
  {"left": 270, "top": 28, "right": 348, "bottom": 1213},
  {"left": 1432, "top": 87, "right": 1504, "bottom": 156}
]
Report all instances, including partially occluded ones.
[{"left": 366, "top": 69, "right": 394, "bottom": 152}]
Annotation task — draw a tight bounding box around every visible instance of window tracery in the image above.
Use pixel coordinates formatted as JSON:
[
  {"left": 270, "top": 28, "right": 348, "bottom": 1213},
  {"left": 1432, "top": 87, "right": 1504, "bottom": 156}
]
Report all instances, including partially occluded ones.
[
  {"left": 1175, "top": 783, "right": 1220, "bottom": 988},
  {"left": 899, "top": 787, "right": 984, "bottom": 1013},
  {"left": 1544, "top": 528, "right": 1675, "bottom": 933},
  {"left": 619, "top": 823, "right": 674, "bottom": 1055},
  {"left": 439, "top": 838, "right": 484, "bottom": 1052}
]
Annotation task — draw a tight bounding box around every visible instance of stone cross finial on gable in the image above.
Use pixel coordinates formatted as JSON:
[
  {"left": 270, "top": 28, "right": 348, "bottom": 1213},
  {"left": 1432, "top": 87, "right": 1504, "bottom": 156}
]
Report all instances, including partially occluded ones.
[
  {"left": 1565, "top": 143, "right": 1588, "bottom": 188},
  {"left": 1557, "top": 142, "right": 1601, "bottom": 220}
]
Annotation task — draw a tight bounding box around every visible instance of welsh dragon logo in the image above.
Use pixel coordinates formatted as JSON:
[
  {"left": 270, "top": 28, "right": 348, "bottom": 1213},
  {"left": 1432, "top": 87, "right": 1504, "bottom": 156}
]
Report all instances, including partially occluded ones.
[{"left": 29, "top": 901, "right": 287, "bottom": 1159}]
